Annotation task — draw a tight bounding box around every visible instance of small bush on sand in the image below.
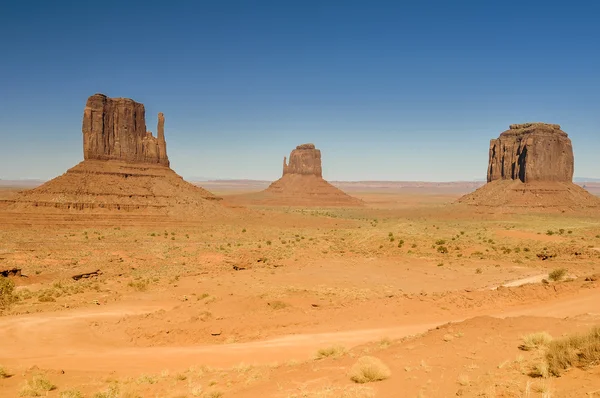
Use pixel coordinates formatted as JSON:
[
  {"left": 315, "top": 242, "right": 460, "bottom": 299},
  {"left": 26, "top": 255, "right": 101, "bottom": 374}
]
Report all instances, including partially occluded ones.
[
  {"left": 548, "top": 268, "right": 567, "bottom": 282},
  {"left": 0, "top": 277, "right": 18, "bottom": 310},
  {"left": 437, "top": 246, "right": 448, "bottom": 254},
  {"left": 0, "top": 366, "right": 9, "bottom": 378},
  {"left": 20, "top": 374, "right": 57, "bottom": 396},
  {"left": 60, "top": 390, "right": 84, "bottom": 398},
  {"left": 529, "top": 361, "right": 550, "bottom": 378},
  {"left": 349, "top": 356, "right": 391, "bottom": 383},
  {"left": 520, "top": 332, "right": 553, "bottom": 351},
  {"left": 545, "top": 326, "right": 600, "bottom": 376},
  {"left": 268, "top": 300, "right": 288, "bottom": 310},
  {"left": 316, "top": 345, "right": 346, "bottom": 359}
]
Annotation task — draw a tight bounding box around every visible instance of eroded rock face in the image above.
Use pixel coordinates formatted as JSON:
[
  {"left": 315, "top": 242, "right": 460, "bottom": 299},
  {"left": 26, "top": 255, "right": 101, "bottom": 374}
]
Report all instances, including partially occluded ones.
[
  {"left": 82, "top": 94, "right": 169, "bottom": 166},
  {"left": 487, "top": 123, "right": 574, "bottom": 183},
  {"left": 282, "top": 143, "right": 322, "bottom": 177}
]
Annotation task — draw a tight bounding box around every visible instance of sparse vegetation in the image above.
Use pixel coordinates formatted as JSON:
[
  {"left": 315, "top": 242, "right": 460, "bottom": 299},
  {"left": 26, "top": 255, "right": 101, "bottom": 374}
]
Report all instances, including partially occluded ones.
[
  {"left": 316, "top": 345, "right": 346, "bottom": 359},
  {"left": 437, "top": 246, "right": 448, "bottom": 254},
  {"left": 548, "top": 268, "right": 567, "bottom": 282},
  {"left": 348, "top": 356, "right": 391, "bottom": 383},
  {"left": 268, "top": 300, "right": 288, "bottom": 310},
  {"left": 20, "top": 374, "right": 57, "bottom": 396},
  {"left": 0, "top": 366, "right": 9, "bottom": 378},
  {"left": 520, "top": 332, "right": 553, "bottom": 351},
  {"left": 0, "top": 277, "right": 18, "bottom": 310},
  {"left": 545, "top": 326, "right": 600, "bottom": 376},
  {"left": 60, "top": 390, "right": 84, "bottom": 398}
]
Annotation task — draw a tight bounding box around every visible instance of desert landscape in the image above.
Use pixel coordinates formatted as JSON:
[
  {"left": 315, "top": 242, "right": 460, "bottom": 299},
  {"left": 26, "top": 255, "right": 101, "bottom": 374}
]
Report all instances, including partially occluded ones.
[{"left": 0, "top": 94, "right": 599, "bottom": 398}]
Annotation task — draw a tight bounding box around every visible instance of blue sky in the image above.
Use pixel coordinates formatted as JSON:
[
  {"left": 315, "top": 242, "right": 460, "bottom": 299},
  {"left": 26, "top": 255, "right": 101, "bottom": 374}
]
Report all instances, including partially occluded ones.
[{"left": 1, "top": 1, "right": 599, "bottom": 181}]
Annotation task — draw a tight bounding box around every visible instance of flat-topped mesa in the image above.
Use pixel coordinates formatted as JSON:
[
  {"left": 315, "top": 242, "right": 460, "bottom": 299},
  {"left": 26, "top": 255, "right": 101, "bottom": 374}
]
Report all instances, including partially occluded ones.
[
  {"left": 282, "top": 143, "right": 323, "bottom": 177},
  {"left": 82, "top": 94, "right": 169, "bottom": 166},
  {"left": 487, "top": 122, "right": 574, "bottom": 183}
]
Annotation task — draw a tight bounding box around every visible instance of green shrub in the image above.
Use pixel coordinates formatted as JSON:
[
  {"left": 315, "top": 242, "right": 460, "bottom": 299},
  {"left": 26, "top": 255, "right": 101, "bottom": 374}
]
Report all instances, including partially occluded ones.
[{"left": 548, "top": 268, "right": 567, "bottom": 281}]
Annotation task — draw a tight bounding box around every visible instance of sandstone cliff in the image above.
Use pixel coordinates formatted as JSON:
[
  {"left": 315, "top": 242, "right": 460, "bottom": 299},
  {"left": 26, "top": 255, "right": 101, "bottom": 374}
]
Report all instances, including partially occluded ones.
[
  {"left": 260, "top": 143, "right": 362, "bottom": 206},
  {"left": 460, "top": 122, "right": 599, "bottom": 210},
  {"left": 2, "top": 93, "right": 222, "bottom": 216},
  {"left": 487, "top": 123, "right": 574, "bottom": 183},
  {"left": 82, "top": 94, "right": 169, "bottom": 166},
  {"left": 282, "top": 143, "right": 323, "bottom": 177}
]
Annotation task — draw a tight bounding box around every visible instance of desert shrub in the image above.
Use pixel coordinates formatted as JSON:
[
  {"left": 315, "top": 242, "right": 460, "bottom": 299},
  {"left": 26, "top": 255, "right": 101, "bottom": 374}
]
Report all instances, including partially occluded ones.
[
  {"left": 266, "top": 240, "right": 272, "bottom": 245},
  {"left": 93, "top": 384, "right": 120, "bottom": 398},
  {"left": 548, "top": 268, "right": 567, "bottom": 281},
  {"left": 20, "top": 374, "right": 57, "bottom": 396},
  {"left": 559, "top": 229, "right": 565, "bottom": 235},
  {"left": 529, "top": 361, "right": 550, "bottom": 378},
  {"left": 0, "top": 277, "right": 18, "bottom": 310},
  {"left": 349, "top": 356, "right": 391, "bottom": 383},
  {"left": 545, "top": 326, "right": 600, "bottom": 376},
  {"left": 475, "top": 268, "right": 482, "bottom": 274},
  {"left": 128, "top": 279, "right": 149, "bottom": 291},
  {"left": 546, "top": 230, "right": 555, "bottom": 236},
  {"left": 520, "top": 332, "right": 553, "bottom": 351},
  {"left": 437, "top": 246, "right": 448, "bottom": 254},
  {"left": 38, "top": 293, "right": 56, "bottom": 302},
  {"left": 268, "top": 300, "right": 288, "bottom": 310},
  {"left": 0, "top": 366, "right": 9, "bottom": 378},
  {"left": 315, "top": 345, "right": 346, "bottom": 359},
  {"left": 435, "top": 239, "right": 446, "bottom": 245},
  {"left": 60, "top": 390, "right": 84, "bottom": 398},
  {"left": 204, "top": 392, "right": 224, "bottom": 398}
]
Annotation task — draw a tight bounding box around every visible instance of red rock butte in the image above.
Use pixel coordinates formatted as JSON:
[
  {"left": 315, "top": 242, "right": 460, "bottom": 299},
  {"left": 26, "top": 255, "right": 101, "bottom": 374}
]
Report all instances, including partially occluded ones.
[
  {"left": 1, "top": 94, "right": 221, "bottom": 216},
  {"left": 260, "top": 143, "right": 362, "bottom": 206},
  {"left": 460, "top": 123, "right": 600, "bottom": 209}
]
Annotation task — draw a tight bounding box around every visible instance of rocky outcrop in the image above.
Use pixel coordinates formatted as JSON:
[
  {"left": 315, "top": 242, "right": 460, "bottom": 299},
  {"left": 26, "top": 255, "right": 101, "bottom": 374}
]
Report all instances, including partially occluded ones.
[
  {"left": 282, "top": 143, "right": 323, "bottom": 177},
  {"left": 487, "top": 123, "right": 574, "bottom": 183},
  {"left": 459, "top": 122, "right": 600, "bottom": 210},
  {"left": 2, "top": 93, "right": 222, "bottom": 216},
  {"left": 259, "top": 143, "right": 362, "bottom": 206},
  {"left": 82, "top": 94, "right": 169, "bottom": 166}
]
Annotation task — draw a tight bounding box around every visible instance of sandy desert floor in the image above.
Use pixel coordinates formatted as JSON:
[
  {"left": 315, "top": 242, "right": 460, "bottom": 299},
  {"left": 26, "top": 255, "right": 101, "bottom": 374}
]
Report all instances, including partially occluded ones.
[{"left": 1, "top": 187, "right": 600, "bottom": 398}]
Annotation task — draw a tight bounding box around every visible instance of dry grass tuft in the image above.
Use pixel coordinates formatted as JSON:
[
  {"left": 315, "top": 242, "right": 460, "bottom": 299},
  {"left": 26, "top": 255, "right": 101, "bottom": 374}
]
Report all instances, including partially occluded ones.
[
  {"left": 288, "top": 385, "right": 375, "bottom": 398},
  {"left": 315, "top": 345, "right": 346, "bottom": 359},
  {"left": 545, "top": 326, "right": 600, "bottom": 376},
  {"left": 60, "top": 390, "right": 84, "bottom": 398},
  {"left": 529, "top": 361, "right": 550, "bottom": 378},
  {"left": 0, "top": 366, "right": 9, "bottom": 378},
  {"left": 20, "top": 374, "right": 57, "bottom": 396},
  {"left": 520, "top": 332, "right": 553, "bottom": 351},
  {"left": 348, "top": 356, "right": 391, "bottom": 384}
]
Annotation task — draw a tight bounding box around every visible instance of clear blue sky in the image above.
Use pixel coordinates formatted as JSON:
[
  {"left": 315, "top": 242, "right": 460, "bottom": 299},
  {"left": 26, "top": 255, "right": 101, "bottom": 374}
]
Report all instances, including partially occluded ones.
[{"left": 1, "top": 1, "right": 599, "bottom": 181}]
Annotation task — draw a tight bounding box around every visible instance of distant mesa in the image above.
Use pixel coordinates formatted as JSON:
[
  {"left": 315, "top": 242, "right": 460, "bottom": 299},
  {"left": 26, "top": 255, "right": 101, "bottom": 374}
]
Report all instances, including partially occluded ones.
[
  {"left": 487, "top": 123, "right": 573, "bottom": 183},
  {"left": 259, "top": 143, "right": 363, "bottom": 206},
  {"left": 460, "top": 123, "right": 600, "bottom": 209},
  {"left": 1, "top": 93, "right": 220, "bottom": 215}
]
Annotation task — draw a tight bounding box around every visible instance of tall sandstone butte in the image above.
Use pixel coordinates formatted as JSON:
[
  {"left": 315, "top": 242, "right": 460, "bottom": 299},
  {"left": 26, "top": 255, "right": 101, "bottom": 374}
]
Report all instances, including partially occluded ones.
[
  {"left": 459, "top": 122, "right": 599, "bottom": 209},
  {"left": 2, "top": 93, "right": 219, "bottom": 214},
  {"left": 487, "top": 123, "right": 574, "bottom": 183},
  {"left": 260, "top": 143, "right": 362, "bottom": 206},
  {"left": 82, "top": 93, "right": 169, "bottom": 166},
  {"left": 282, "top": 143, "right": 323, "bottom": 177}
]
